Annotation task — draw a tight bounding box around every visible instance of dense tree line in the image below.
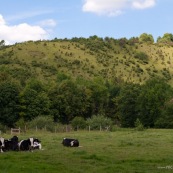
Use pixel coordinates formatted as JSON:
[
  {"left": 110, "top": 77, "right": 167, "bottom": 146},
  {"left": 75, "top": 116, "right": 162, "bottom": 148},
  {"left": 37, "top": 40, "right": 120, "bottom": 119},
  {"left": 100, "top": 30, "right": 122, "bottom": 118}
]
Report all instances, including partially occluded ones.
[
  {"left": 1, "top": 32, "right": 173, "bottom": 129},
  {"left": 1, "top": 72, "right": 173, "bottom": 129},
  {"left": 69, "top": 33, "right": 173, "bottom": 44}
]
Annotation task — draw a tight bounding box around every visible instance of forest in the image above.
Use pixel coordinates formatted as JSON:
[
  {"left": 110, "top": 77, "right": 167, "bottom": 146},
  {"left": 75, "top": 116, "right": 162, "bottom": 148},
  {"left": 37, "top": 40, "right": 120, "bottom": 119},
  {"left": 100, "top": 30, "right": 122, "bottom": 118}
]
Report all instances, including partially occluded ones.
[{"left": 1, "top": 33, "right": 173, "bottom": 129}]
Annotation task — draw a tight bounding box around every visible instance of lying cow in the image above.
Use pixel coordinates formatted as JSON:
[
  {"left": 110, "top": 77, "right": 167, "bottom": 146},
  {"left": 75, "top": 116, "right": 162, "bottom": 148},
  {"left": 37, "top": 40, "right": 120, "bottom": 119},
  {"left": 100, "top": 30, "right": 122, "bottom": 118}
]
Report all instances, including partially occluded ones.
[
  {"left": 33, "top": 138, "right": 42, "bottom": 150},
  {"left": 18, "top": 138, "right": 41, "bottom": 151},
  {"left": 62, "top": 138, "right": 79, "bottom": 147},
  {"left": 0, "top": 137, "right": 5, "bottom": 152},
  {"left": 3, "top": 136, "right": 19, "bottom": 152}
]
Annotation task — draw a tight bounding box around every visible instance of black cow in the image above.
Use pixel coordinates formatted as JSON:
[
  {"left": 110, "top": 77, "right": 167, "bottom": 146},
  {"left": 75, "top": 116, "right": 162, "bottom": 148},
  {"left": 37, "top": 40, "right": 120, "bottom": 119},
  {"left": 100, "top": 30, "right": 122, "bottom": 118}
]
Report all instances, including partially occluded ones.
[
  {"left": 18, "top": 138, "right": 41, "bottom": 151},
  {"left": 62, "top": 138, "right": 79, "bottom": 147},
  {"left": 10, "top": 136, "right": 19, "bottom": 151},
  {"left": 3, "top": 136, "right": 19, "bottom": 152},
  {"left": 0, "top": 137, "right": 5, "bottom": 152}
]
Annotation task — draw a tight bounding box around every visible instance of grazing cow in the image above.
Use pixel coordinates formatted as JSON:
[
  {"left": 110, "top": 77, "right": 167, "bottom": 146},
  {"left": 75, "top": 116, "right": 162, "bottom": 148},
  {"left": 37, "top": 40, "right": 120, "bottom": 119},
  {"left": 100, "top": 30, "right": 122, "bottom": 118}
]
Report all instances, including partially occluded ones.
[
  {"left": 18, "top": 138, "right": 41, "bottom": 151},
  {"left": 62, "top": 138, "right": 79, "bottom": 147},
  {"left": 0, "top": 137, "right": 5, "bottom": 152},
  {"left": 3, "top": 136, "right": 19, "bottom": 152}
]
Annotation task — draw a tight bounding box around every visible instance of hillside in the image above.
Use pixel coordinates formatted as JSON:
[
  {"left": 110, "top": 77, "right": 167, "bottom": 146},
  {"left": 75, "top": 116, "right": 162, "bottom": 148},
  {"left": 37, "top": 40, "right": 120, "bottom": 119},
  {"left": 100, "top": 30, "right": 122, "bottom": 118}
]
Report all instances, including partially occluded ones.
[{"left": 1, "top": 37, "right": 173, "bottom": 86}]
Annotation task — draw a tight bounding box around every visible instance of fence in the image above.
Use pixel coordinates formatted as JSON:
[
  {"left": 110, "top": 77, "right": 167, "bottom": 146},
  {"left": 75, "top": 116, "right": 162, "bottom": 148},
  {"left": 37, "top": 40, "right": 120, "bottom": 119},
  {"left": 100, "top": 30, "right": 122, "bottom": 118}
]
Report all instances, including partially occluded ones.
[
  {"left": 0, "top": 125, "right": 112, "bottom": 135},
  {"left": 17, "top": 125, "right": 111, "bottom": 133},
  {"left": 11, "top": 128, "right": 20, "bottom": 135}
]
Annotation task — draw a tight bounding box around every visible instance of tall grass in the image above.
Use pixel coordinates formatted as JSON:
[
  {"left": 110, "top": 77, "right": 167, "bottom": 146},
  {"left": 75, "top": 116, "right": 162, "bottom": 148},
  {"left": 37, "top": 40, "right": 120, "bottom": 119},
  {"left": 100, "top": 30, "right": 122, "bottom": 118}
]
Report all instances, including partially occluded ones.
[{"left": 0, "top": 129, "right": 173, "bottom": 173}]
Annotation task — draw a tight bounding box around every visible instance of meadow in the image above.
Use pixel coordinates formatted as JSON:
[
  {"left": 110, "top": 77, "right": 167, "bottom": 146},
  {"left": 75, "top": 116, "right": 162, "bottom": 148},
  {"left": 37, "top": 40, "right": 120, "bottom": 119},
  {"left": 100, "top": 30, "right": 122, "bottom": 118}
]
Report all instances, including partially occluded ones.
[{"left": 0, "top": 129, "right": 173, "bottom": 173}]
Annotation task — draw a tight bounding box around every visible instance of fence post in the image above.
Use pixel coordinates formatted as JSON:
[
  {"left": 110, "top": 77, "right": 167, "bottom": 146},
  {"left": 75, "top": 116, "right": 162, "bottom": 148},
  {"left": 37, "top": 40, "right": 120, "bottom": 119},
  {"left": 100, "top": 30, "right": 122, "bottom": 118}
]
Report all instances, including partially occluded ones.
[
  {"left": 89, "top": 125, "right": 90, "bottom": 132},
  {"left": 25, "top": 125, "right": 27, "bottom": 133}
]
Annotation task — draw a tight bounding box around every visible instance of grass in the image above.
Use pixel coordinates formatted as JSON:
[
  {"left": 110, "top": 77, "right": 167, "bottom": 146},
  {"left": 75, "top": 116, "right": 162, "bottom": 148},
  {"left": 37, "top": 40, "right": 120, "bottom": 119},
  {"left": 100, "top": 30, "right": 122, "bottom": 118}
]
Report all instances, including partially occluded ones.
[{"left": 0, "top": 129, "right": 173, "bottom": 172}]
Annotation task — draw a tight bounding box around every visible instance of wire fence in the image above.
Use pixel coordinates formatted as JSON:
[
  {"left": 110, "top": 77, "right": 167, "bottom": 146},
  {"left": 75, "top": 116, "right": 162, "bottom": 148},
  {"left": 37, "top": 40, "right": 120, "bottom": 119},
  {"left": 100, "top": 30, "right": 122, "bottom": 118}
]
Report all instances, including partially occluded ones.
[{"left": 1, "top": 125, "right": 112, "bottom": 135}]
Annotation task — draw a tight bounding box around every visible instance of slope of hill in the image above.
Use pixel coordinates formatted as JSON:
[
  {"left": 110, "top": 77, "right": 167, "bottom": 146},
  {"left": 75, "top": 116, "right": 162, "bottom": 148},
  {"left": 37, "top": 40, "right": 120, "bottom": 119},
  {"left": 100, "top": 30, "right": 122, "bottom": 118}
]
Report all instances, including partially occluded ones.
[{"left": 1, "top": 38, "right": 173, "bottom": 86}]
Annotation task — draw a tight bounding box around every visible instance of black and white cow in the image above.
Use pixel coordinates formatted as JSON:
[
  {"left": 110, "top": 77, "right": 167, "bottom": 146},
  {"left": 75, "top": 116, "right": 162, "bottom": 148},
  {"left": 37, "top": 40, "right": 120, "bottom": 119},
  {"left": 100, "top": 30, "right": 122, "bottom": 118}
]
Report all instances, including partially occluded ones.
[
  {"left": 33, "top": 138, "right": 42, "bottom": 150},
  {"left": 0, "top": 137, "right": 5, "bottom": 152},
  {"left": 62, "top": 138, "right": 79, "bottom": 147},
  {"left": 18, "top": 138, "right": 41, "bottom": 151}
]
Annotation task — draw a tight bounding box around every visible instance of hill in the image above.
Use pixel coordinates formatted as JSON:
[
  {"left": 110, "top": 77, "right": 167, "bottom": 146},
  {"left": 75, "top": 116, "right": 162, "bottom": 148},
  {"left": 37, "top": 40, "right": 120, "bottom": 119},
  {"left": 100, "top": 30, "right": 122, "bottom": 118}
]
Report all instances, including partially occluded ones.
[
  {"left": 1, "top": 37, "right": 173, "bottom": 86},
  {"left": 1, "top": 37, "right": 173, "bottom": 128}
]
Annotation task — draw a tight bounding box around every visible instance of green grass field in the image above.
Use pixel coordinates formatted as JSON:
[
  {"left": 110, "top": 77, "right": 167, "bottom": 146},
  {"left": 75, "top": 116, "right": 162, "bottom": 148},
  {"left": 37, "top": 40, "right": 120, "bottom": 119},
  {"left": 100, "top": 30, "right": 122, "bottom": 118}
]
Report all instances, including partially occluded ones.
[{"left": 0, "top": 129, "right": 173, "bottom": 173}]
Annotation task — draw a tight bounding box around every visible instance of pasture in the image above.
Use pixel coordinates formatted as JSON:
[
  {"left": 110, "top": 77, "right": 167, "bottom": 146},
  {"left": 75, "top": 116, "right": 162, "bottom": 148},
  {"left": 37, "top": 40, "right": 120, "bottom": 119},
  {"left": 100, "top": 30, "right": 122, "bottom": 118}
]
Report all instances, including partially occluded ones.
[{"left": 0, "top": 129, "right": 173, "bottom": 173}]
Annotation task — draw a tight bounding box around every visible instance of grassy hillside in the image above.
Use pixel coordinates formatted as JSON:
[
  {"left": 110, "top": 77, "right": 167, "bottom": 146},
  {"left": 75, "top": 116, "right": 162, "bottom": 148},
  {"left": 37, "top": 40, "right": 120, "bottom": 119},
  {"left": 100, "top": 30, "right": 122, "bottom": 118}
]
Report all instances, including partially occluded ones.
[{"left": 1, "top": 38, "right": 173, "bottom": 86}]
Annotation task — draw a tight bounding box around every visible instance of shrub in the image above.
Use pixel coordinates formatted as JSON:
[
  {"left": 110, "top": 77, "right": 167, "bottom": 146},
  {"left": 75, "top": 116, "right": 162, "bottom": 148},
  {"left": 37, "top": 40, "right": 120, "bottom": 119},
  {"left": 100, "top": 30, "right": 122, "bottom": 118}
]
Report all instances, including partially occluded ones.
[
  {"left": 0, "top": 123, "right": 6, "bottom": 133},
  {"left": 86, "top": 114, "right": 113, "bottom": 130},
  {"left": 71, "top": 117, "right": 86, "bottom": 130},
  {"left": 134, "top": 51, "right": 149, "bottom": 62},
  {"left": 28, "top": 116, "right": 55, "bottom": 132},
  {"left": 15, "top": 118, "right": 26, "bottom": 131},
  {"left": 135, "top": 118, "right": 144, "bottom": 131}
]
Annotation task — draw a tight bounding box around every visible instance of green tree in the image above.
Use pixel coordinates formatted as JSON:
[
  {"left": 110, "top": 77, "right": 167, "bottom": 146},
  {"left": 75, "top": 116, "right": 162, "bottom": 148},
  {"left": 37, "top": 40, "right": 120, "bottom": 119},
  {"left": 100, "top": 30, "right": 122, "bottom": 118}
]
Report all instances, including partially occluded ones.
[
  {"left": 157, "top": 33, "right": 173, "bottom": 43},
  {"left": 19, "top": 80, "right": 50, "bottom": 121},
  {"left": 88, "top": 77, "right": 109, "bottom": 115},
  {"left": 0, "top": 81, "right": 20, "bottom": 126},
  {"left": 105, "top": 80, "right": 121, "bottom": 121},
  {"left": 155, "top": 99, "right": 173, "bottom": 128},
  {"left": 128, "top": 37, "right": 139, "bottom": 45},
  {"left": 137, "top": 78, "right": 173, "bottom": 127},
  {"left": 49, "top": 79, "right": 91, "bottom": 124},
  {"left": 0, "top": 40, "right": 5, "bottom": 49},
  {"left": 116, "top": 83, "right": 141, "bottom": 127},
  {"left": 139, "top": 33, "right": 154, "bottom": 43}
]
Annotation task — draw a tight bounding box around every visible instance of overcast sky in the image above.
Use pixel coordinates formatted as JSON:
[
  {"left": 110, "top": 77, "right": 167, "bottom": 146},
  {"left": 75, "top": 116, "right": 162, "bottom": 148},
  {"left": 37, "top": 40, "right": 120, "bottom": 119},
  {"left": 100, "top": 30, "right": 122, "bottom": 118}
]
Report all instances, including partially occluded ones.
[{"left": 0, "top": 0, "right": 172, "bottom": 44}]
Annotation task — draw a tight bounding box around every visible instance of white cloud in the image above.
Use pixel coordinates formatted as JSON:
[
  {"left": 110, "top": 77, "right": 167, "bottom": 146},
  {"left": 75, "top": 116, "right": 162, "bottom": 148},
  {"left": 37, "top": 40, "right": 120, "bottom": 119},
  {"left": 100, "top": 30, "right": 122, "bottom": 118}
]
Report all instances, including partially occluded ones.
[
  {"left": 0, "top": 14, "right": 49, "bottom": 45},
  {"left": 39, "top": 19, "right": 57, "bottom": 27},
  {"left": 0, "top": 15, "right": 6, "bottom": 25},
  {"left": 132, "top": 0, "right": 156, "bottom": 9},
  {"left": 82, "top": 0, "right": 156, "bottom": 16}
]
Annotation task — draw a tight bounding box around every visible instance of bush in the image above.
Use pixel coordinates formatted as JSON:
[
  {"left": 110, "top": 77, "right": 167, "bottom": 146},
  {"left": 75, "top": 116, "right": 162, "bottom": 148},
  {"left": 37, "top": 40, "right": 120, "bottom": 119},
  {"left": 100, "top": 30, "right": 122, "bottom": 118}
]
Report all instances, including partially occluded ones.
[
  {"left": 0, "top": 123, "right": 6, "bottom": 133},
  {"left": 15, "top": 118, "right": 26, "bottom": 131},
  {"left": 28, "top": 116, "right": 55, "bottom": 132},
  {"left": 134, "top": 51, "right": 149, "bottom": 62},
  {"left": 71, "top": 117, "right": 86, "bottom": 130},
  {"left": 86, "top": 114, "right": 113, "bottom": 130},
  {"left": 135, "top": 118, "right": 144, "bottom": 131}
]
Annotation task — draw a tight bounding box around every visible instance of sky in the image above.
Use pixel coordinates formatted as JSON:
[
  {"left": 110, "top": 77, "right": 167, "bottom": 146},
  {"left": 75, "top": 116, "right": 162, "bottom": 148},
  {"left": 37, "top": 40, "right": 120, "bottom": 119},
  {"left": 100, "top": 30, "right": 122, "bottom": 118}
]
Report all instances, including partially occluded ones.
[{"left": 0, "top": 0, "right": 172, "bottom": 44}]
